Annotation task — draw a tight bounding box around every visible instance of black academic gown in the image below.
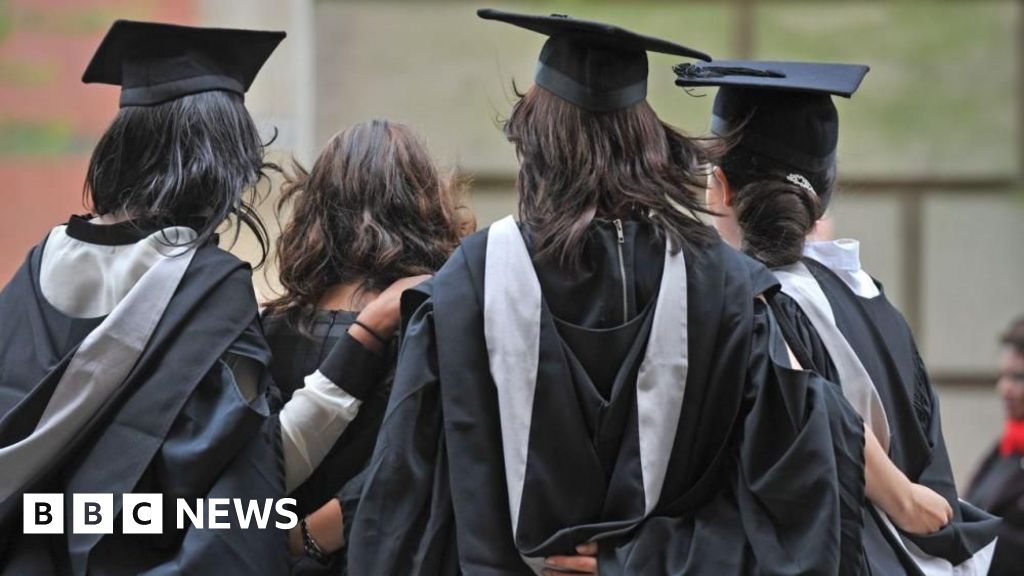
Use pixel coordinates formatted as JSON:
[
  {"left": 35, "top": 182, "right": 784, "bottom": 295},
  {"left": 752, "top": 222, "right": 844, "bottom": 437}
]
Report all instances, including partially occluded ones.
[
  {"left": 347, "top": 219, "right": 866, "bottom": 575},
  {"left": 0, "top": 222, "right": 287, "bottom": 575},
  {"left": 769, "top": 257, "right": 1001, "bottom": 575}
]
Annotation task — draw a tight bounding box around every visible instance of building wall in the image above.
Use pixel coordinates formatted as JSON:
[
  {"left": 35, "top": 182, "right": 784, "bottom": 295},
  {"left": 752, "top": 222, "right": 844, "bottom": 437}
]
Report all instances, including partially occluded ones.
[{"left": 0, "top": 0, "right": 197, "bottom": 284}]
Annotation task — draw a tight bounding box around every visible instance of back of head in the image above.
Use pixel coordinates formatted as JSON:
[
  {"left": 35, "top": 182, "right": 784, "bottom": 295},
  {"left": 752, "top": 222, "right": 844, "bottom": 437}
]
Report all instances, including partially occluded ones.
[
  {"left": 479, "top": 9, "right": 714, "bottom": 265},
  {"left": 676, "top": 60, "right": 868, "bottom": 268},
  {"left": 715, "top": 129, "right": 833, "bottom": 268},
  {"left": 267, "top": 119, "right": 460, "bottom": 332},
  {"left": 84, "top": 90, "right": 273, "bottom": 259},
  {"left": 505, "top": 85, "right": 714, "bottom": 265},
  {"left": 81, "top": 20, "right": 287, "bottom": 262}
]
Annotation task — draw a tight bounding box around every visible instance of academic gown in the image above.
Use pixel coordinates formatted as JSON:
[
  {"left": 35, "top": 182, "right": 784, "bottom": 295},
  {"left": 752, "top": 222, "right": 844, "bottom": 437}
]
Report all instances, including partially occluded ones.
[
  {"left": 347, "top": 217, "right": 866, "bottom": 575},
  {"left": 0, "top": 219, "right": 287, "bottom": 576},
  {"left": 769, "top": 257, "right": 1000, "bottom": 575}
]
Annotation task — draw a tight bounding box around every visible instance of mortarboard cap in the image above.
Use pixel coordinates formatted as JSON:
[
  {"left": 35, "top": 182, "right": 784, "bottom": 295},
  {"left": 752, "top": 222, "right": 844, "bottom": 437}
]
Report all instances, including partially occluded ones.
[
  {"left": 673, "top": 60, "right": 868, "bottom": 176},
  {"left": 479, "top": 8, "right": 711, "bottom": 112},
  {"left": 82, "top": 20, "right": 286, "bottom": 107}
]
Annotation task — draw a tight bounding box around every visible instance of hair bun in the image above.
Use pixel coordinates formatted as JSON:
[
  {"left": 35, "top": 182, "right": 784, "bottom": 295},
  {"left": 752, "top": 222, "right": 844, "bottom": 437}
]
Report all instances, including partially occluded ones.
[{"left": 733, "top": 177, "right": 821, "bottom": 268}]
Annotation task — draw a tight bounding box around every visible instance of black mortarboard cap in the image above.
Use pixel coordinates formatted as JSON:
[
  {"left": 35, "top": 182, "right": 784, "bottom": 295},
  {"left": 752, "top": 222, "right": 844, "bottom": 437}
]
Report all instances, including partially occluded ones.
[
  {"left": 82, "top": 20, "right": 286, "bottom": 107},
  {"left": 673, "top": 60, "right": 868, "bottom": 175},
  {"left": 478, "top": 8, "right": 711, "bottom": 112}
]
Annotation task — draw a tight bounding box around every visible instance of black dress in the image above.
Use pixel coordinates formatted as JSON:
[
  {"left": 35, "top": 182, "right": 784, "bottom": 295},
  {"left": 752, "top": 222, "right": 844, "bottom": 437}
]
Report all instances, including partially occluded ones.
[
  {"left": 263, "top": 309, "right": 394, "bottom": 575},
  {"left": 263, "top": 310, "right": 394, "bottom": 518}
]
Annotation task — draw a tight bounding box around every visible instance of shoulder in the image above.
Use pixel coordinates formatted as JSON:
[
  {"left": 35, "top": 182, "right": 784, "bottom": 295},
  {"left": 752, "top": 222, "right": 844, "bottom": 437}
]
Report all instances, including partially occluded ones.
[
  {"left": 167, "top": 245, "right": 259, "bottom": 320},
  {"left": 400, "top": 227, "right": 495, "bottom": 333},
  {"left": 683, "top": 237, "right": 779, "bottom": 296},
  {"left": 433, "top": 226, "right": 490, "bottom": 292},
  {"left": 191, "top": 242, "right": 249, "bottom": 269},
  {"left": 260, "top": 309, "right": 293, "bottom": 337},
  {"left": 187, "top": 244, "right": 253, "bottom": 286},
  {"left": 444, "top": 226, "right": 489, "bottom": 278}
]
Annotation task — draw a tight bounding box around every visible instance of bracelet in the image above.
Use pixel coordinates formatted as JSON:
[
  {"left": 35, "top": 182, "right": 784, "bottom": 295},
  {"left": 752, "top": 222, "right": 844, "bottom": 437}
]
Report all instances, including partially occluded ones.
[
  {"left": 301, "top": 517, "right": 331, "bottom": 564},
  {"left": 352, "top": 320, "right": 388, "bottom": 346}
]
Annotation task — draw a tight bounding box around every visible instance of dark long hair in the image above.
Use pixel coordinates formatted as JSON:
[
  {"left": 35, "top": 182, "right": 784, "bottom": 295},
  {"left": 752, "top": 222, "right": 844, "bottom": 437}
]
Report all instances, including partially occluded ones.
[
  {"left": 503, "top": 85, "right": 715, "bottom": 266},
  {"left": 263, "top": 119, "right": 460, "bottom": 334},
  {"left": 84, "top": 91, "right": 275, "bottom": 264},
  {"left": 713, "top": 130, "right": 835, "bottom": 268}
]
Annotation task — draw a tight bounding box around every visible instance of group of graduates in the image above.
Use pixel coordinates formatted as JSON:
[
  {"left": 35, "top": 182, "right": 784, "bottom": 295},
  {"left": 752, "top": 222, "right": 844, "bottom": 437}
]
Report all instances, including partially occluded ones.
[{"left": 0, "top": 8, "right": 1011, "bottom": 576}]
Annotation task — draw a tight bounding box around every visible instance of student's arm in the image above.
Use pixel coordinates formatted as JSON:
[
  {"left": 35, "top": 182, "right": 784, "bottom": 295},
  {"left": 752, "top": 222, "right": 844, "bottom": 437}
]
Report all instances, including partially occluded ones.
[
  {"left": 279, "top": 275, "right": 430, "bottom": 493},
  {"left": 772, "top": 293, "right": 953, "bottom": 535},
  {"left": 864, "top": 423, "right": 953, "bottom": 535}
]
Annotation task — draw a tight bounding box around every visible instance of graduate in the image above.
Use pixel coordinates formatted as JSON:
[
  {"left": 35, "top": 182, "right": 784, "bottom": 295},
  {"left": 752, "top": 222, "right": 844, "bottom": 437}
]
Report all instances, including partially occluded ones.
[
  {"left": 344, "top": 10, "right": 937, "bottom": 575},
  {"left": 680, "top": 59, "right": 1002, "bottom": 574},
  {"left": 261, "top": 119, "right": 461, "bottom": 572},
  {"left": 0, "top": 21, "right": 417, "bottom": 575}
]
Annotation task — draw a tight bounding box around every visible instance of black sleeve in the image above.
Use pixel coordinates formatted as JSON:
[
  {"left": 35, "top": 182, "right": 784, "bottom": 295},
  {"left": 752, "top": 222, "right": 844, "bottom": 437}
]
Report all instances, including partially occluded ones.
[
  {"left": 345, "top": 301, "right": 457, "bottom": 576},
  {"left": 735, "top": 300, "right": 866, "bottom": 576},
  {"left": 767, "top": 291, "right": 839, "bottom": 381},
  {"left": 317, "top": 332, "right": 387, "bottom": 402},
  {"left": 899, "top": 345, "right": 1001, "bottom": 564}
]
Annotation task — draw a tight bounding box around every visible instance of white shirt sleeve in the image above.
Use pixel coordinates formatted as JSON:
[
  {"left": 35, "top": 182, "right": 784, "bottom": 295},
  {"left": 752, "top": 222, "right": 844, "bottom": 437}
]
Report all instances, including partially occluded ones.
[{"left": 278, "top": 370, "right": 362, "bottom": 493}]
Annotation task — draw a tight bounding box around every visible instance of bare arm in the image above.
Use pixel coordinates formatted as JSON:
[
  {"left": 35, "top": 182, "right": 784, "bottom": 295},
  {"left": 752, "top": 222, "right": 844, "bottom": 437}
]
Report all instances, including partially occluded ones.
[
  {"left": 785, "top": 335, "right": 952, "bottom": 535},
  {"left": 863, "top": 425, "right": 953, "bottom": 534}
]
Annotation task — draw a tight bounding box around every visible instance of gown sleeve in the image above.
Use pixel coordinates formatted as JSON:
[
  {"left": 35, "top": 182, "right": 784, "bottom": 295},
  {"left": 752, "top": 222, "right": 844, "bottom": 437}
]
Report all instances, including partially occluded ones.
[
  {"left": 345, "top": 296, "right": 458, "bottom": 576},
  {"left": 897, "top": 345, "right": 1001, "bottom": 565},
  {"left": 138, "top": 314, "right": 290, "bottom": 576},
  {"left": 767, "top": 292, "right": 839, "bottom": 380},
  {"left": 734, "top": 299, "right": 866, "bottom": 576},
  {"left": 768, "top": 291, "right": 1000, "bottom": 568}
]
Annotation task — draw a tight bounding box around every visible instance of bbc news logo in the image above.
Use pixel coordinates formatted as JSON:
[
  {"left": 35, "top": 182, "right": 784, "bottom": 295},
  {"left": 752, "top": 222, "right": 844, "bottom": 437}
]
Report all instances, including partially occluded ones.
[{"left": 23, "top": 494, "right": 298, "bottom": 534}]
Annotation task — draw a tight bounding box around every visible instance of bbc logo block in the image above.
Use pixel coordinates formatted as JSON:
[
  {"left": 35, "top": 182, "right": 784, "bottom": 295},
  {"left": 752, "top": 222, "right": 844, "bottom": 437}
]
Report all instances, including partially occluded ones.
[
  {"left": 24, "top": 493, "right": 161, "bottom": 535},
  {"left": 23, "top": 493, "right": 63, "bottom": 534},
  {"left": 122, "top": 493, "right": 162, "bottom": 534},
  {"left": 72, "top": 493, "right": 113, "bottom": 534}
]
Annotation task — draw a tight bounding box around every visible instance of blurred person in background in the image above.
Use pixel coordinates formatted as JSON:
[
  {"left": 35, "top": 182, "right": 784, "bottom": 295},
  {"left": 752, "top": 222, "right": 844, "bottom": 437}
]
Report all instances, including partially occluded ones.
[
  {"left": 967, "top": 316, "right": 1024, "bottom": 576},
  {"left": 260, "top": 119, "right": 460, "bottom": 572}
]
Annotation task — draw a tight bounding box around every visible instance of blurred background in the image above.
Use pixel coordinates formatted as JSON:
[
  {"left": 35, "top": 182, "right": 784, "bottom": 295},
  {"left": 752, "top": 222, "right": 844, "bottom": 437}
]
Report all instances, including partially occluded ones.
[{"left": 1, "top": 0, "right": 1021, "bottom": 486}]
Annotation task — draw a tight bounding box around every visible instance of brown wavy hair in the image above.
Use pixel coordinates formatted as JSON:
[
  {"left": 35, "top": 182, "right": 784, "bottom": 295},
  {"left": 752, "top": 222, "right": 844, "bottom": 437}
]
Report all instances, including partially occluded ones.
[
  {"left": 264, "top": 119, "right": 460, "bottom": 334},
  {"left": 503, "top": 85, "right": 715, "bottom": 265}
]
